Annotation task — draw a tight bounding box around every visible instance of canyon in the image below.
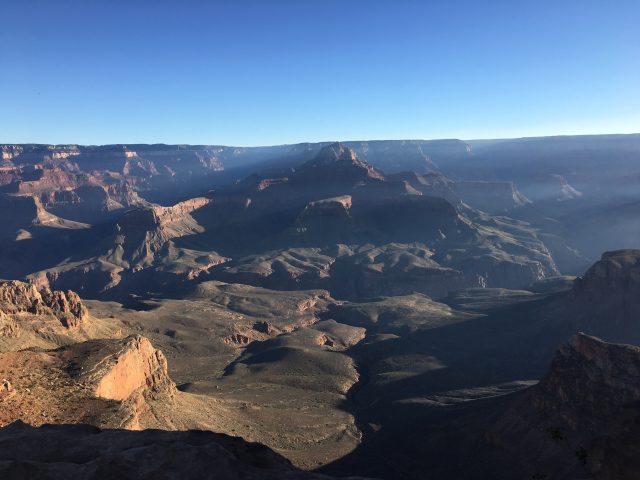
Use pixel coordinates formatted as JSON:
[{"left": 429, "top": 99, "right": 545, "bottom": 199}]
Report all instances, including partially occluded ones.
[{"left": 0, "top": 135, "right": 639, "bottom": 479}]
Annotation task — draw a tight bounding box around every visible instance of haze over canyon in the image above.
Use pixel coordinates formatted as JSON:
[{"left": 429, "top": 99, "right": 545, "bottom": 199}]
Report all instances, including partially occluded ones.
[{"left": 0, "top": 134, "right": 638, "bottom": 478}]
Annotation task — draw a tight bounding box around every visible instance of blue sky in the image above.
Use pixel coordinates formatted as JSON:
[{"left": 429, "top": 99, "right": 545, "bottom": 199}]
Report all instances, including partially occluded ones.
[{"left": 1, "top": 0, "right": 639, "bottom": 145}]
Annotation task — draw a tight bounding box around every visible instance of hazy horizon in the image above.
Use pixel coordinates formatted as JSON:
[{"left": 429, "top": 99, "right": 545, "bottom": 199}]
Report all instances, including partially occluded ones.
[{"left": 3, "top": 131, "right": 640, "bottom": 149}]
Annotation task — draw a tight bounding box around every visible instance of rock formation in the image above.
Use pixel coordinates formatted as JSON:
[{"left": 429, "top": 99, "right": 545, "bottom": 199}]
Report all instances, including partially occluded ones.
[
  {"left": 0, "top": 280, "right": 88, "bottom": 335},
  {"left": 0, "top": 141, "right": 561, "bottom": 300},
  {"left": 108, "top": 197, "right": 212, "bottom": 267},
  {"left": 492, "top": 333, "right": 640, "bottom": 479},
  {"left": 196, "top": 143, "right": 557, "bottom": 299},
  {"left": 0, "top": 335, "right": 174, "bottom": 430},
  {"left": 68, "top": 335, "right": 176, "bottom": 429},
  {"left": 27, "top": 197, "right": 227, "bottom": 299},
  {"left": 532, "top": 333, "right": 640, "bottom": 425},
  {"left": 573, "top": 249, "right": 640, "bottom": 296},
  {"left": 296, "top": 142, "right": 385, "bottom": 183},
  {"left": 0, "top": 193, "right": 89, "bottom": 240},
  {"left": 563, "top": 250, "right": 640, "bottom": 343},
  {"left": 76, "top": 335, "right": 175, "bottom": 401}
]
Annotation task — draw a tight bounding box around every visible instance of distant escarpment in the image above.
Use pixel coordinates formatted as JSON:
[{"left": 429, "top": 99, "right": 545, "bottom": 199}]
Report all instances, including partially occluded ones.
[
  {"left": 27, "top": 197, "right": 228, "bottom": 299},
  {"left": 202, "top": 143, "right": 557, "bottom": 299},
  {"left": 452, "top": 180, "right": 531, "bottom": 213},
  {"left": 4, "top": 142, "right": 559, "bottom": 301},
  {"left": 0, "top": 163, "right": 148, "bottom": 223},
  {"left": 0, "top": 193, "right": 89, "bottom": 241}
]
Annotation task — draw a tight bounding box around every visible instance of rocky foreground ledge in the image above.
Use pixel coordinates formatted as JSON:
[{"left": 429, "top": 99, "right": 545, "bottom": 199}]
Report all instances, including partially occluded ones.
[
  {"left": 0, "top": 421, "right": 345, "bottom": 480},
  {"left": 493, "top": 332, "right": 640, "bottom": 480}
]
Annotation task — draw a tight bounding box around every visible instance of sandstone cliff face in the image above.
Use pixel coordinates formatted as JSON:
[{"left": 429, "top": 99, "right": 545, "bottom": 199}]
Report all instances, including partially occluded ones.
[
  {"left": 0, "top": 335, "right": 175, "bottom": 431},
  {"left": 69, "top": 335, "right": 175, "bottom": 429},
  {"left": 79, "top": 335, "right": 176, "bottom": 402},
  {"left": 0, "top": 144, "right": 225, "bottom": 178}
]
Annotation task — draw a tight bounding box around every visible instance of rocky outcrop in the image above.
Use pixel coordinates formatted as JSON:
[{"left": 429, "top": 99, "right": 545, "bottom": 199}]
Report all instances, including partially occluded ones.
[
  {"left": 531, "top": 333, "right": 640, "bottom": 427},
  {"left": 0, "top": 335, "right": 175, "bottom": 431},
  {"left": 0, "top": 378, "right": 12, "bottom": 399},
  {"left": 0, "top": 280, "right": 88, "bottom": 329},
  {"left": 492, "top": 333, "right": 640, "bottom": 480},
  {"left": 0, "top": 422, "right": 336, "bottom": 479},
  {"left": 573, "top": 249, "right": 640, "bottom": 296},
  {"left": 67, "top": 335, "right": 176, "bottom": 429},
  {"left": 292, "top": 196, "right": 356, "bottom": 246},
  {"left": 74, "top": 335, "right": 176, "bottom": 402},
  {"left": 117, "top": 197, "right": 210, "bottom": 234},
  {"left": 0, "top": 281, "right": 124, "bottom": 353},
  {"left": 565, "top": 250, "right": 640, "bottom": 343},
  {"left": 24, "top": 196, "right": 224, "bottom": 300}
]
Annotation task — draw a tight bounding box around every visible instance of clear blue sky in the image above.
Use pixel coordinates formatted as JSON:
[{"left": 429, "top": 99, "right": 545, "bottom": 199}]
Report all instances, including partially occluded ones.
[{"left": 1, "top": 0, "right": 639, "bottom": 145}]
